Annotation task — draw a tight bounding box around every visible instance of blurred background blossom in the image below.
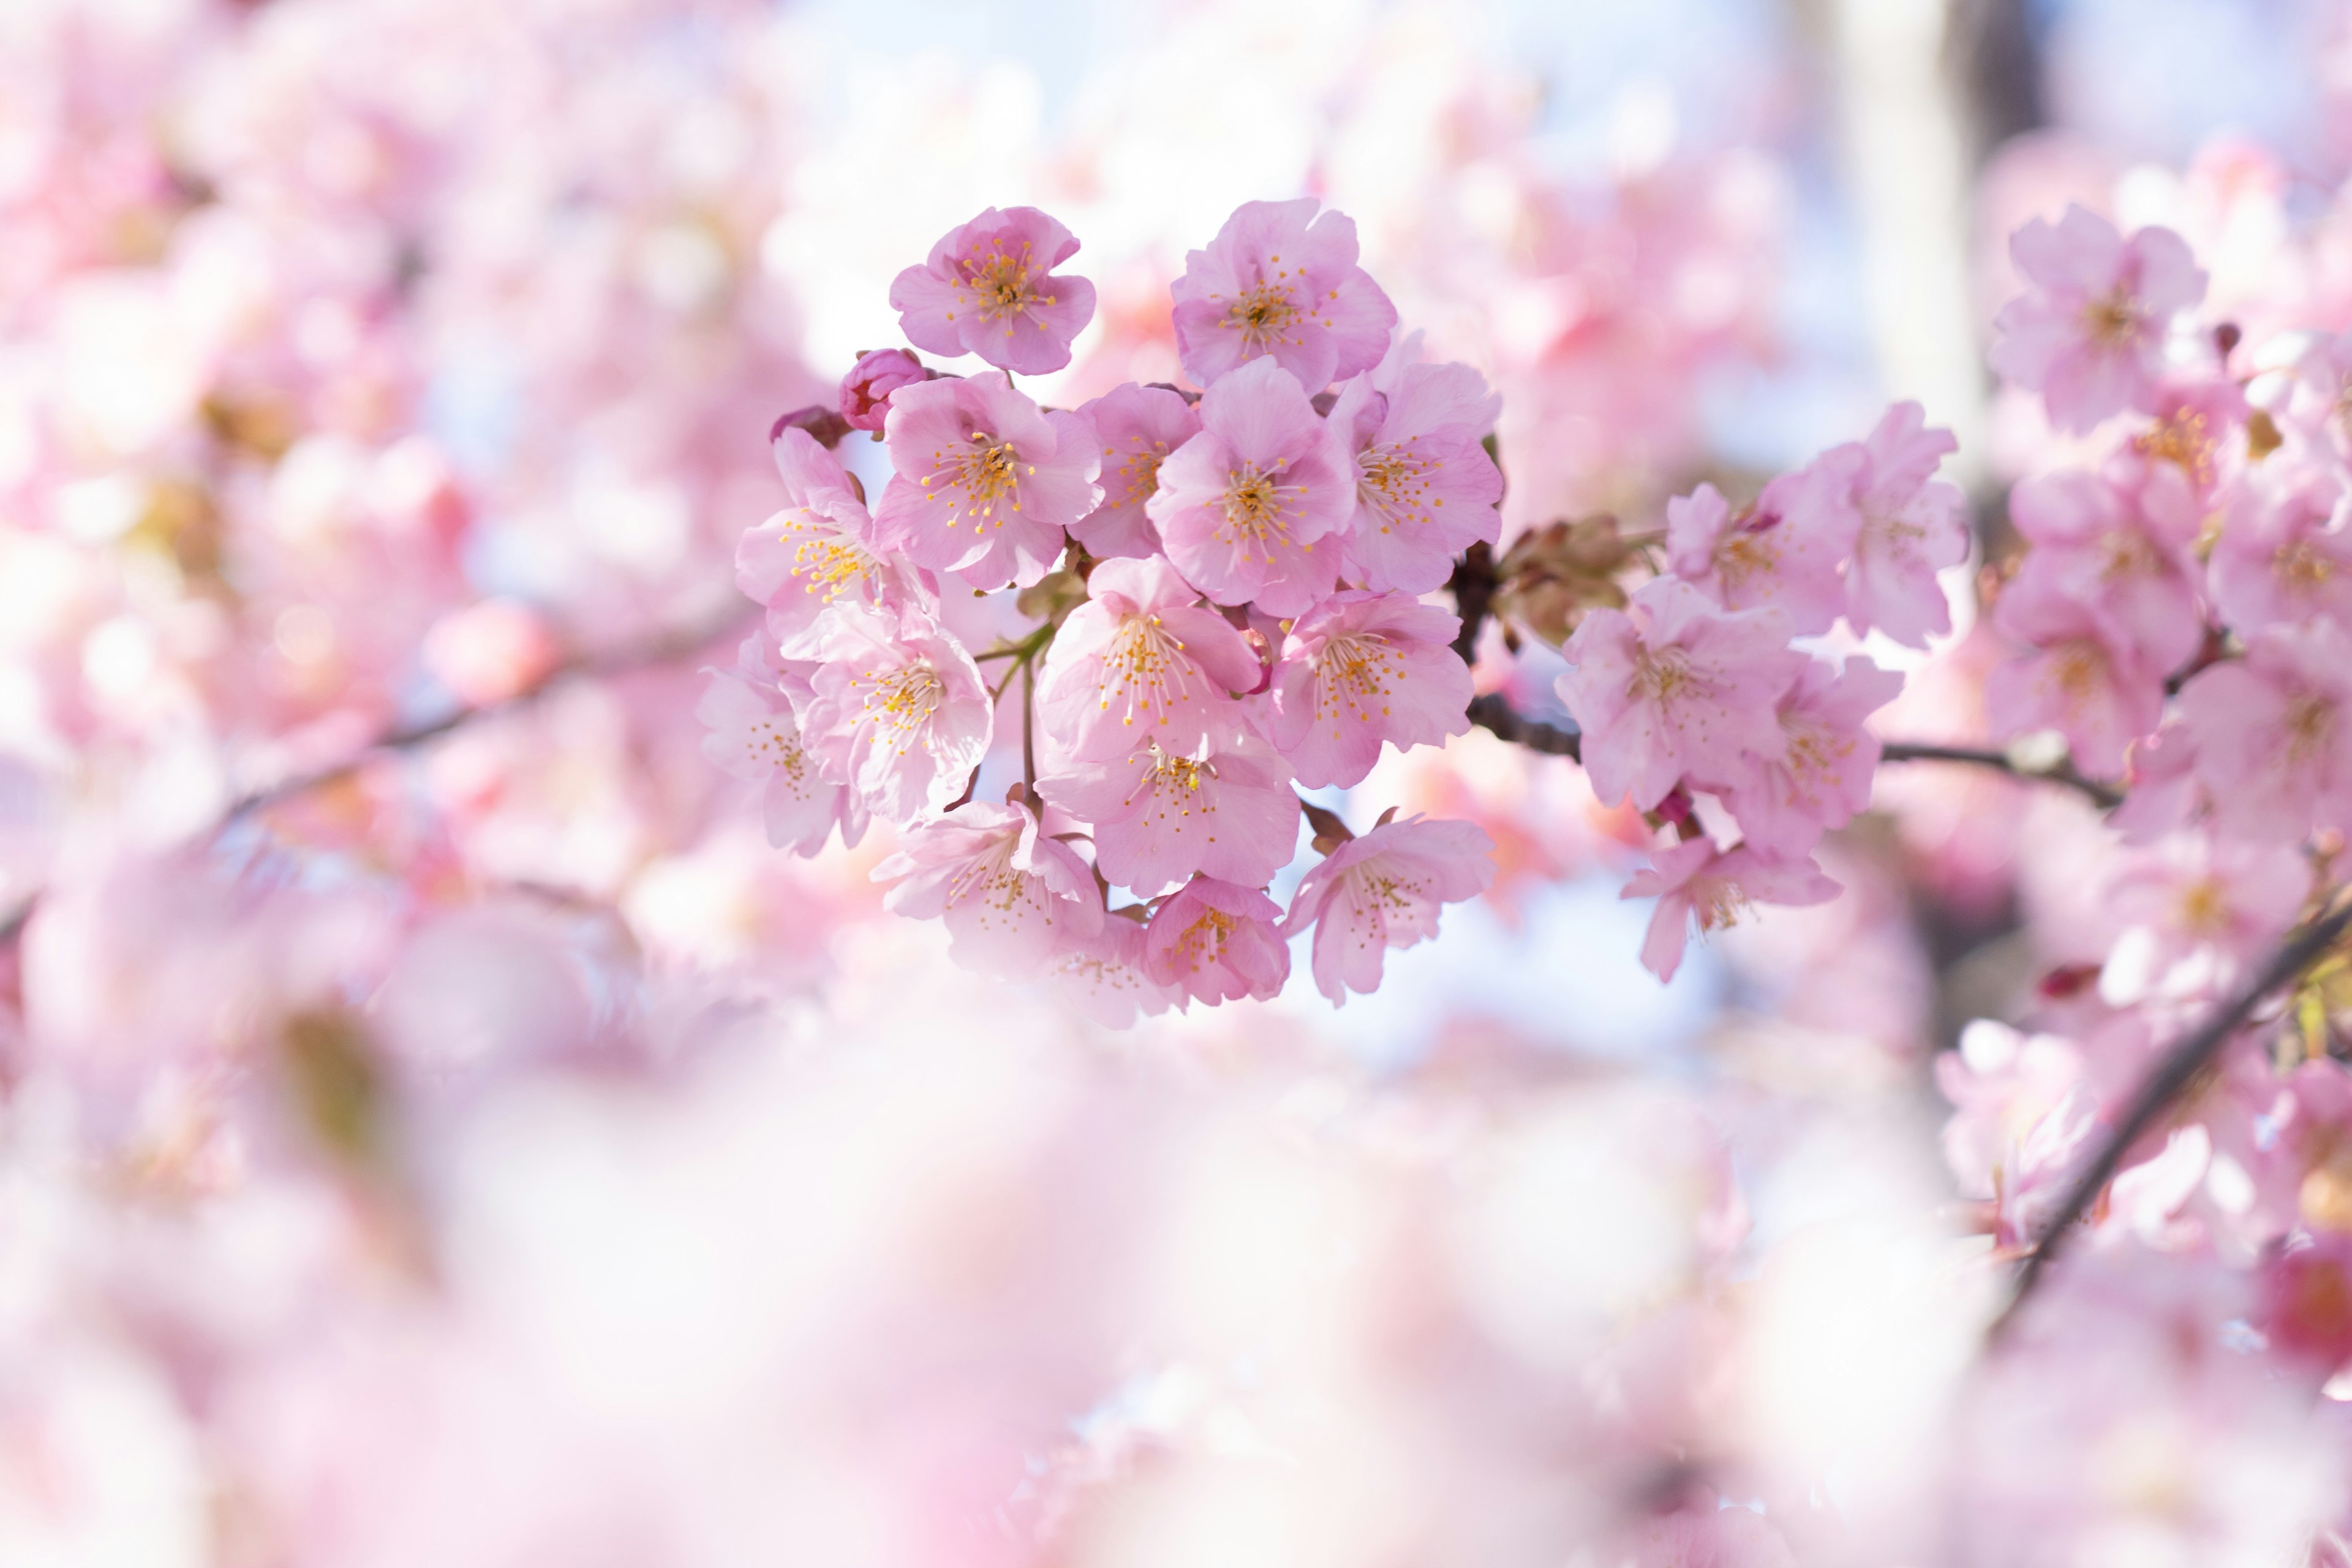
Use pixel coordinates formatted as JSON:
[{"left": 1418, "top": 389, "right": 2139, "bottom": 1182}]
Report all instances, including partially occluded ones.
[{"left": 10, "top": 0, "right": 2352, "bottom": 1563}]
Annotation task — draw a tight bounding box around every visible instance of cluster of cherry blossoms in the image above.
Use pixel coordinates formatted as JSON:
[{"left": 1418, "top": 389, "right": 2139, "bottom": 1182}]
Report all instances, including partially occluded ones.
[{"left": 711, "top": 200, "right": 1507, "bottom": 1014}]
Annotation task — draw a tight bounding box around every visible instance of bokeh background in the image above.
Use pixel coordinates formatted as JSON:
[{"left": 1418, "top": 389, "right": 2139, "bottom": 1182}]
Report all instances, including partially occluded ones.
[{"left": 10, "top": 0, "right": 2352, "bottom": 1562}]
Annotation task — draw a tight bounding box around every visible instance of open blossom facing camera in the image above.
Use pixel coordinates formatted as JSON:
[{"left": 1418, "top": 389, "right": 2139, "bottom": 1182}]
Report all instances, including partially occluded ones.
[
  {"left": 1268, "top": 591, "right": 1471, "bottom": 788},
  {"left": 1558, "top": 576, "right": 1804, "bottom": 812},
  {"left": 1147, "top": 356, "right": 1354, "bottom": 614},
  {"left": 1169, "top": 197, "right": 1396, "bottom": 390},
  {"left": 1142, "top": 875, "right": 1291, "bottom": 1005},
  {"left": 1281, "top": 816, "right": 1496, "bottom": 1004},
  {"left": 737, "top": 427, "right": 913, "bottom": 656},
  {"left": 1037, "top": 554, "right": 1261, "bottom": 764},
  {"left": 791, "top": 608, "right": 992, "bottom": 823},
  {"left": 1838, "top": 401, "right": 1970, "bottom": 647},
  {"left": 874, "top": 798, "right": 1103, "bottom": 974},
  {"left": 697, "top": 649, "right": 868, "bottom": 857},
  {"left": 1071, "top": 382, "right": 1201, "bottom": 560},
  {"left": 1989, "top": 203, "right": 2207, "bottom": 433},
  {"left": 888, "top": 206, "right": 1098, "bottom": 375},
  {"left": 874, "top": 371, "right": 1099, "bottom": 591},
  {"left": 1329, "top": 353, "right": 1504, "bottom": 594},
  {"left": 1041, "top": 734, "right": 1298, "bottom": 897}
]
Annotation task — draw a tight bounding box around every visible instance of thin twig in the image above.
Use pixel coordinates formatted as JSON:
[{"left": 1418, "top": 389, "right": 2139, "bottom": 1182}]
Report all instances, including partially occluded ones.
[
  {"left": 1879, "top": 741, "right": 2120, "bottom": 810},
  {"left": 1020, "top": 658, "right": 1039, "bottom": 807},
  {"left": 1990, "top": 891, "right": 2352, "bottom": 1339}
]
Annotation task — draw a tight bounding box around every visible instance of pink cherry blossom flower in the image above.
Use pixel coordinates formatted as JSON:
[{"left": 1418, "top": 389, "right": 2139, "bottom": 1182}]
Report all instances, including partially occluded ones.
[
  {"left": 1665, "top": 462, "right": 1855, "bottom": 636},
  {"left": 1040, "top": 733, "right": 1298, "bottom": 897},
  {"left": 1040, "top": 915, "right": 1178, "bottom": 1026},
  {"left": 2127, "top": 375, "right": 2247, "bottom": 501},
  {"left": 1327, "top": 356, "right": 1502, "bottom": 594},
  {"left": 1983, "top": 573, "right": 2164, "bottom": 777},
  {"left": 2207, "top": 462, "right": 2352, "bottom": 633},
  {"left": 2109, "top": 837, "right": 2309, "bottom": 978},
  {"left": 1556, "top": 576, "right": 1805, "bottom": 813},
  {"left": 1266, "top": 590, "right": 1471, "bottom": 788},
  {"left": 791, "top": 608, "right": 992, "bottom": 825},
  {"left": 1147, "top": 356, "right": 1354, "bottom": 614},
  {"left": 737, "top": 427, "right": 919, "bottom": 657},
  {"left": 1168, "top": 197, "right": 1396, "bottom": 391},
  {"left": 1142, "top": 875, "right": 1290, "bottom": 1005},
  {"left": 887, "top": 206, "right": 1098, "bottom": 375},
  {"left": 1934, "top": 1020, "right": 2101, "bottom": 1251},
  {"left": 696, "top": 654, "right": 868, "bottom": 857},
  {"left": 837, "top": 347, "right": 931, "bottom": 433},
  {"left": 1840, "top": 402, "right": 1970, "bottom": 647},
  {"left": 873, "top": 371, "right": 1099, "bottom": 592},
  {"left": 1711, "top": 655, "right": 1903, "bottom": 858},
  {"left": 872, "top": 798, "right": 1103, "bottom": 976},
  {"left": 1069, "top": 382, "right": 1199, "bottom": 560},
  {"left": 1623, "top": 837, "right": 1839, "bottom": 983},
  {"left": 1035, "top": 554, "right": 1261, "bottom": 764},
  {"left": 2008, "top": 466, "right": 2205, "bottom": 670},
  {"left": 1279, "top": 815, "right": 1495, "bottom": 1005},
  {"left": 2177, "top": 619, "right": 2352, "bottom": 842},
  {"left": 1989, "top": 205, "right": 2209, "bottom": 432}
]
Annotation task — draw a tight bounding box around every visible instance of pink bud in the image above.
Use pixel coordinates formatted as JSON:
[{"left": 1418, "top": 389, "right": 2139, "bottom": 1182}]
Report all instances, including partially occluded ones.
[{"left": 837, "top": 348, "right": 930, "bottom": 432}]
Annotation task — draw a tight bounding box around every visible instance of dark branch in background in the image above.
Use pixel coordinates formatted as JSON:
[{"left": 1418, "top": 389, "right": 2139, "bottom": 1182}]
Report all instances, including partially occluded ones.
[
  {"left": 1447, "top": 540, "right": 1498, "bottom": 665},
  {"left": 1877, "top": 741, "right": 2122, "bottom": 809},
  {"left": 0, "top": 598, "right": 760, "bottom": 949},
  {"left": 1466, "top": 694, "right": 1580, "bottom": 758},
  {"left": 1991, "top": 892, "right": 2352, "bottom": 1339}
]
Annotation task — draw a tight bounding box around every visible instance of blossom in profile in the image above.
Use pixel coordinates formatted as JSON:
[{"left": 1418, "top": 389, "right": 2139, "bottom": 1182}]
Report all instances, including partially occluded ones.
[
  {"left": 1327, "top": 353, "right": 1502, "bottom": 594},
  {"left": 1147, "top": 356, "right": 1353, "bottom": 614},
  {"left": 1557, "top": 576, "right": 1804, "bottom": 812},
  {"left": 1989, "top": 205, "right": 2207, "bottom": 432},
  {"left": 1142, "top": 875, "right": 1289, "bottom": 1004},
  {"left": 1840, "top": 401, "right": 1970, "bottom": 647},
  {"left": 1624, "top": 837, "right": 1839, "bottom": 982},
  {"left": 1069, "top": 382, "right": 1199, "bottom": 560},
  {"left": 791, "top": 608, "right": 992, "bottom": 824},
  {"left": 873, "top": 371, "right": 1099, "bottom": 591},
  {"left": 1710, "top": 654, "right": 1902, "bottom": 858},
  {"left": 873, "top": 798, "right": 1102, "bottom": 976},
  {"left": 1267, "top": 590, "right": 1470, "bottom": 788},
  {"left": 888, "top": 206, "right": 1098, "bottom": 375},
  {"left": 1984, "top": 573, "right": 2163, "bottom": 777},
  {"left": 1041, "top": 734, "right": 1298, "bottom": 897},
  {"left": 1169, "top": 197, "right": 1396, "bottom": 390},
  {"left": 1036, "top": 554, "right": 1261, "bottom": 764},
  {"left": 836, "top": 347, "right": 930, "bottom": 433},
  {"left": 737, "top": 426, "right": 917, "bottom": 656},
  {"left": 696, "top": 652, "right": 868, "bottom": 857},
  {"left": 1280, "top": 815, "right": 1495, "bottom": 1004},
  {"left": 2177, "top": 619, "right": 2352, "bottom": 843}
]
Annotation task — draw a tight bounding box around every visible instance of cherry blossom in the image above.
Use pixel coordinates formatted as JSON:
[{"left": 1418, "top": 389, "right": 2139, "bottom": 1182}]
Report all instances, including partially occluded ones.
[
  {"left": 696, "top": 657, "right": 868, "bottom": 856},
  {"left": 1989, "top": 204, "right": 2209, "bottom": 432},
  {"left": 873, "top": 798, "right": 1103, "bottom": 975},
  {"left": 1280, "top": 815, "right": 1496, "bottom": 1004},
  {"left": 1035, "top": 554, "right": 1261, "bottom": 764},
  {"left": 2207, "top": 461, "right": 2352, "bottom": 634},
  {"left": 1167, "top": 197, "right": 1396, "bottom": 391},
  {"left": 1147, "top": 355, "right": 1354, "bottom": 614},
  {"left": 1984, "top": 573, "right": 2165, "bottom": 777},
  {"left": 1039, "top": 915, "right": 1177, "bottom": 1027},
  {"left": 1328, "top": 354, "right": 1504, "bottom": 594},
  {"left": 1710, "top": 654, "right": 1903, "bottom": 858},
  {"left": 1266, "top": 590, "right": 1471, "bottom": 788},
  {"left": 2008, "top": 465, "right": 2206, "bottom": 670},
  {"left": 736, "top": 426, "right": 915, "bottom": 656},
  {"left": 790, "top": 607, "right": 992, "bottom": 824},
  {"left": 1142, "top": 875, "right": 1290, "bottom": 1005},
  {"left": 1839, "top": 401, "right": 1970, "bottom": 647},
  {"left": 1665, "top": 463, "right": 1854, "bottom": 635},
  {"left": 1040, "top": 734, "right": 1298, "bottom": 897},
  {"left": 873, "top": 371, "right": 1100, "bottom": 591},
  {"left": 2177, "top": 619, "right": 2352, "bottom": 842},
  {"left": 1556, "top": 576, "right": 1805, "bottom": 812},
  {"left": 1069, "top": 382, "right": 1199, "bottom": 560},
  {"left": 888, "top": 206, "right": 1098, "bottom": 375},
  {"left": 1623, "top": 837, "right": 1839, "bottom": 982}
]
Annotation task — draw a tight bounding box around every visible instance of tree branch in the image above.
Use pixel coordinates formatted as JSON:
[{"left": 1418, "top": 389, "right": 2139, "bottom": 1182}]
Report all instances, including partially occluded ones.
[
  {"left": 1877, "top": 741, "right": 2122, "bottom": 809},
  {"left": 1991, "top": 891, "right": 2352, "bottom": 1339}
]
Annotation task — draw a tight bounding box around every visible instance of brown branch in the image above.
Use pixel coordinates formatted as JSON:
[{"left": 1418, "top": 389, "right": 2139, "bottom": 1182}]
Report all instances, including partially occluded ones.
[
  {"left": 1465, "top": 693, "right": 1581, "bottom": 758},
  {"left": 1877, "top": 741, "right": 2122, "bottom": 809},
  {"left": 1447, "top": 540, "right": 1498, "bottom": 665},
  {"left": 1991, "top": 891, "right": 2352, "bottom": 1339}
]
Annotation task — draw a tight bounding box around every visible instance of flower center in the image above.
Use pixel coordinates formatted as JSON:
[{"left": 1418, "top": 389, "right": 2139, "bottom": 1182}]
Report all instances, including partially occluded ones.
[
  {"left": 859, "top": 660, "right": 945, "bottom": 750},
  {"left": 1357, "top": 441, "right": 1438, "bottom": 535},
  {"left": 1223, "top": 280, "right": 1303, "bottom": 352},
  {"left": 2081, "top": 285, "right": 2143, "bottom": 350},
  {"left": 2133, "top": 407, "right": 2215, "bottom": 489},
  {"left": 1171, "top": 907, "right": 1240, "bottom": 970},
  {"left": 1694, "top": 879, "right": 1750, "bottom": 933},
  {"left": 1219, "top": 461, "right": 1306, "bottom": 562},
  {"left": 1313, "top": 631, "right": 1401, "bottom": 722},
  {"left": 921, "top": 432, "right": 1026, "bottom": 532},
  {"left": 2279, "top": 536, "right": 2336, "bottom": 594},
  {"left": 1099, "top": 614, "right": 1207, "bottom": 728},
  {"left": 952, "top": 239, "right": 1057, "bottom": 326},
  {"left": 1630, "top": 647, "right": 1698, "bottom": 704}
]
